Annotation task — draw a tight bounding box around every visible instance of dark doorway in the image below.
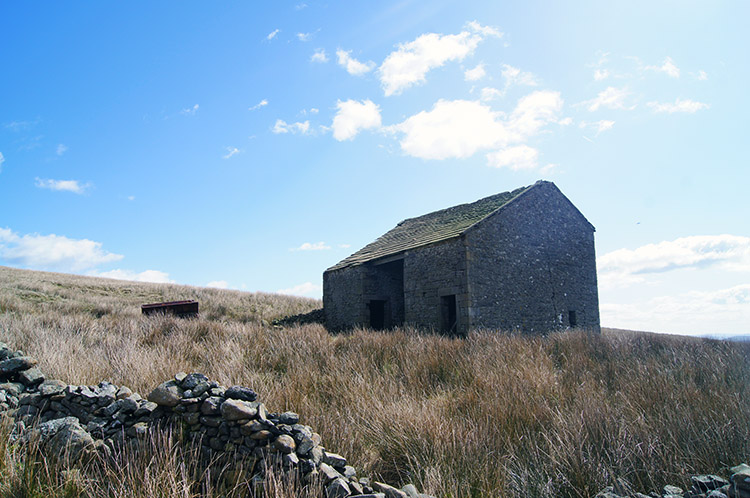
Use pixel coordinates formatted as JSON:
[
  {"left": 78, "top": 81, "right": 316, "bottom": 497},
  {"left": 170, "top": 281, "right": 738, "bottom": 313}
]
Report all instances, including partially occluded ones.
[
  {"left": 440, "top": 295, "right": 457, "bottom": 335},
  {"left": 369, "top": 300, "right": 386, "bottom": 330},
  {"left": 568, "top": 310, "right": 577, "bottom": 328}
]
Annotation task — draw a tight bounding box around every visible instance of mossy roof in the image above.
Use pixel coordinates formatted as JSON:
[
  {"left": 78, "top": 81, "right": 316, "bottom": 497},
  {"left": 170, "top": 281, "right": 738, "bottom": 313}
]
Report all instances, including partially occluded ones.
[{"left": 327, "top": 184, "right": 532, "bottom": 271}]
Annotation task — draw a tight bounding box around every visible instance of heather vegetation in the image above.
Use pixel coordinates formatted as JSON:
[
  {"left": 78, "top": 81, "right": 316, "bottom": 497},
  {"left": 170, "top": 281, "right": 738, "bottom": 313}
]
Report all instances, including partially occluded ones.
[{"left": 0, "top": 265, "right": 748, "bottom": 498}]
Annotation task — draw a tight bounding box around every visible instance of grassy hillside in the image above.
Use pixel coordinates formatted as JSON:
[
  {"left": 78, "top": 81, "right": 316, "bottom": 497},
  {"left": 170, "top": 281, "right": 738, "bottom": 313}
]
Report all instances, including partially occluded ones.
[{"left": 0, "top": 265, "right": 748, "bottom": 498}]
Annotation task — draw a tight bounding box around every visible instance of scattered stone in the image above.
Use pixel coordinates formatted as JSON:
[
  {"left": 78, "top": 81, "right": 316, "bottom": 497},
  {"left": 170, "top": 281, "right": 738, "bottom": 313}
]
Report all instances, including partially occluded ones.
[
  {"left": 0, "top": 356, "right": 36, "bottom": 375},
  {"left": 373, "top": 481, "right": 409, "bottom": 498},
  {"left": 18, "top": 368, "right": 45, "bottom": 386},
  {"left": 273, "top": 434, "right": 296, "bottom": 454},
  {"left": 326, "top": 477, "right": 351, "bottom": 498},
  {"left": 278, "top": 411, "right": 299, "bottom": 425}
]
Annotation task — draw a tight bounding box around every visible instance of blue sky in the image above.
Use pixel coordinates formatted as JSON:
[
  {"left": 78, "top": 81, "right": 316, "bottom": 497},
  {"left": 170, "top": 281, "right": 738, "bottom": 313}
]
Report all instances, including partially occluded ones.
[{"left": 1, "top": 1, "right": 748, "bottom": 336}]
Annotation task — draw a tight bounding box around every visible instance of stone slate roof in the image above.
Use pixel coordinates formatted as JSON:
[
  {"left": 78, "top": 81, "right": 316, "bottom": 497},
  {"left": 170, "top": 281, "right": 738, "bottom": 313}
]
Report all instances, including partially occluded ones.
[{"left": 327, "top": 184, "right": 532, "bottom": 271}]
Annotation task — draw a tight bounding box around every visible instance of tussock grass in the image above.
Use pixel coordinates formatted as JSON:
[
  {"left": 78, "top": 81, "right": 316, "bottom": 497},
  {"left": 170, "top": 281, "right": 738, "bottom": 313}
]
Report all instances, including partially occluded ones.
[{"left": 0, "top": 265, "right": 748, "bottom": 497}]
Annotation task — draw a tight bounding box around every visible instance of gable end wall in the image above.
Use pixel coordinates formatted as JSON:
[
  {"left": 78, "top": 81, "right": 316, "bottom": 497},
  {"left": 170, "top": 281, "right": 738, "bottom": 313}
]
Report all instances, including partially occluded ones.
[{"left": 464, "top": 182, "right": 600, "bottom": 332}]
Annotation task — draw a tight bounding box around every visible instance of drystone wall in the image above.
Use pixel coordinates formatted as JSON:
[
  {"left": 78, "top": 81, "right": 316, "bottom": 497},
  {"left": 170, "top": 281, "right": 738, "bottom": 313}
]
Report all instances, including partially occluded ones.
[
  {"left": 0, "top": 342, "right": 433, "bottom": 498},
  {"left": 594, "top": 469, "right": 750, "bottom": 498}
]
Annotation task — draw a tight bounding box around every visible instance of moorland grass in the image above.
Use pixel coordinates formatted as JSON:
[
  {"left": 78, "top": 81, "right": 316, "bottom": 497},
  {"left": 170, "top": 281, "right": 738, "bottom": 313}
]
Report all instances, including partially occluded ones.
[{"left": 0, "top": 265, "right": 748, "bottom": 497}]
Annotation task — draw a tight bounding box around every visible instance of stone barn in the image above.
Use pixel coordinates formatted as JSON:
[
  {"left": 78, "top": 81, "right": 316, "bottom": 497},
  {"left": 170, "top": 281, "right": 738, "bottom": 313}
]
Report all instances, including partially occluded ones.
[{"left": 323, "top": 180, "right": 600, "bottom": 335}]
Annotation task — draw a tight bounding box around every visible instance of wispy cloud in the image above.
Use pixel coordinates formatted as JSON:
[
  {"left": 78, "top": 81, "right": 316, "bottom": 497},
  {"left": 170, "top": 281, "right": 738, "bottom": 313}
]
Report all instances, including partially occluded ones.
[
  {"left": 501, "top": 64, "right": 538, "bottom": 90},
  {"left": 56, "top": 144, "right": 68, "bottom": 156},
  {"left": 0, "top": 152, "right": 4, "bottom": 173},
  {"left": 277, "top": 281, "right": 322, "bottom": 297},
  {"left": 223, "top": 147, "right": 241, "bottom": 159},
  {"left": 646, "top": 56, "right": 680, "bottom": 78},
  {"left": 647, "top": 98, "right": 709, "bottom": 114},
  {"left": 266, "top": 29, "right": 280, "bottom": 41},
  {"left": 92, "top": 269, "right": 174, "bottom": 284},
  {"left": 291, "top": 241, "right": 331, "bottom": 251},
  {"left": 581, "top": 86, "right": 634, "bottom": 111},
  {"left": 332, "top": 99, "right": 381, "bottom": 141},
  {"left": 206, "top": 280, "right": 229, "bottom": 289},
  {"left": 311, "top": 48, "right": 328, "bottom": 63},
  {"left": 272, "top": 119, "right": 310, "bottom": 134},
  {"left": 598, "top": 234, "right": 750, "bottom": 289},
  {"left": 336, "top": 49, "right": 375, "bottom": 76},
  {"left": 695, "top": 70, "right": 708, "bottom": 81},
  {"left": 35, "top": 178, "right": 90, "bottom": 194},
  {"left": 464, "top": 63, "right": 486, "bottom": 81},
  {"left": 180, "top": 104, "right": 199, "bottom": 116},
  {"left": 486, "top": 145, "right": 539, "bottom": 170},
  {"left": 378, "top": 22, "right": 499, "bottom": 96},
  {"left": 297, "top": 32, "right": 312, "bottom": 42},
  {"left": 0, "top": 227, "right": 123, "bottom": 272},
  {"left": 249, "top": 99, "right": 268, "bottom": 111},
  {"left": 4, "top": 120, "right": 38, "bottom": 132}
]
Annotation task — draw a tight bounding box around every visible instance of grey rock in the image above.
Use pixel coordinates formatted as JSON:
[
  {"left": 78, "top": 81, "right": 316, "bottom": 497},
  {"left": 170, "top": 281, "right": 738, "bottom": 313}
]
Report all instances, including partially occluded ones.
[
  {"left": 344, "top": 465, "right": 357, "bottom": 479},
  {"left": 273, "top": 434, "right": 296, "bottom": 454},
  {"left": 225, "top": 385, "right": 257, "bottom": 401},
  {"left": 664, "top": 485, "right": 685, "bottom": 496},
  {"left": 174, "top": 372, "right": 188, "bottom": 383},
  {"left": 181, "top": 373, "right": 208, "bottom": 390},
  {"left": 133, "top": 401, "right": 157, "bottom": 417},
  {"left": 40, "top": 417, "right": 96, "bottom": 462},
  {"left": 282, "top": 452, "right": 299, "bottom": 466},
  {"left": 200, "top": 416, "right": 222, "bottom": 428},
  {"left": 220, "top": 399, "right": 257, "bottom": 421},
  {"left": 401, "top": 484, "right": 419, "bottom": 498},
  {"left": 278, "top": 411, "right": 299, "bottom": 425},
  {"left": 201, "top": 396, "right": 223, "bottom": 415},
  {"left": 0, "top": 382, "right": 25, "bottom": 396},
  {"left": 126, "top": 422, "right": 149, "bottom": 438},
  {"left": 324, "top": 451, "right": 347, "bottom": 468},
  {"left": 0, "top": 356, "right": 36, "bottom": 375},
  {"left": 116, "top": 386, "right": 132, "bottom": 400},
  {"left": 350, "top": 495, "right": 385, "bottom": 498},
  {"left": 319, "top": 462, "right": 344, "bottom": 482},
  {"left": 18, "top": 368, "right": 45, "bottom": 387},
  {"left": 119, "top": 397, "right": 138, "bottom": 414},
  {"left": 326, "top": 477, "right": 351, "bottom": 498},
  {"left": 147, "top": 380, "right": 183, "bottom": 407},
  {"left": 296, "top": 434, "right": 315, "bottom": 455},
  {"left": 593, "top": 489, "right": 622, "bottom": 498},
  {"left": 373, "top": 482, "right": 409, "bottom": 498},
  {"left": 693, "top": 476, "right": 730, "bottom": 493},
  {"left": 250, "top": 430, "right": 272, "bottom": 440}
]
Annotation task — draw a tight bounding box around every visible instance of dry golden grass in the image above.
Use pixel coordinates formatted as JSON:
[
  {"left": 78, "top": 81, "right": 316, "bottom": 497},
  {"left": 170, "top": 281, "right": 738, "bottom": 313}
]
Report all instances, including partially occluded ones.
[{"left": 0, "top": 265, "right": 748, "bottom": 497}]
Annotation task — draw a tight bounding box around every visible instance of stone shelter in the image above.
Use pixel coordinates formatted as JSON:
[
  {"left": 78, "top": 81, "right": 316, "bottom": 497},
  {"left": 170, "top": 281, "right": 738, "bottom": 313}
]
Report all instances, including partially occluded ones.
[{"left": 323, "top": 180, "right": 600, "bottom": 335}]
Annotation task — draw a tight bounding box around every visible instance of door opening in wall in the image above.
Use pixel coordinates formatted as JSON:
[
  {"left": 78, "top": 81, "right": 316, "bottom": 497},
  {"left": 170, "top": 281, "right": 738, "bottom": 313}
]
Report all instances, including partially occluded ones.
[
  {"left": 568, "top": 310, "right": 577, "bottom": 328},
  {"left": 440, "top": 295, "right": 457, "bottom": 335},
  {"left": 369, "top": 300, "right": 386, "bottom": 330}
]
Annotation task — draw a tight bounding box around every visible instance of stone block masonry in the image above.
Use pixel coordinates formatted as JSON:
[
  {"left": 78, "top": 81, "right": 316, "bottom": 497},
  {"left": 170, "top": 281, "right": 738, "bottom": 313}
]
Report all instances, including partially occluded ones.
[{"left": 0, "top": 342, "right": 434, "bottom": 498}]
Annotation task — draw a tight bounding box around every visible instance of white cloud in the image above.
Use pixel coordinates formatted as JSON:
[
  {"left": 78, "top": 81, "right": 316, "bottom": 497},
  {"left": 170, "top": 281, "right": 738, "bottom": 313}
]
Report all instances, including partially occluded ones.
[
  {"left": 223, "top": 147, "right": 241, "bottom": 159},
  {"left": 646, "top": 56, "right": 680, "bottom": 78},
  {"left": 378, "top": 29, "right": 484, "bottom": 96},
  {"left": 647, "top": 98, "right": 709, "bottom": 114},
  {"left": 336, "top": 49, "right": 375, "bottom": 76},
  {"left": 501, "top": 64, "right": 538, "bottom": 89},
  {"left": 277, "top": 282, "right": 322, "bottom": 297},
  {"left": 291, "top": 241, "right": 331, "bottom": 251},
  {"left": 272, "top": 119, "right": 310, "bottom": 135},
  {"left": 598, "top": 235, "right": 750, "bottom": 290},
  {"left": 93, "top": 269, "right": 174, "bottom": 284},
  {"left": 56, "top": 144, "right": 68, "bottom": 156},
  {"left": 206, "top": 280, "right": 229, "bottom": 289},
  {"left": 696, "top": 70, "right": 708, "bottom": 81},
  {"left": 466, "top": 20, "right": 502, "bottom": 38},
  {"left": 601, "top": 284, "right": 750, "bottom": 336},
  {"left": 311, "top": 48, "right": 328, "bottom": 63},
  {"left": 0, "top": 152, "right": 4, "bottom": 173},
  {"left": 594, "top": 120, "right": 615, "bottom": 134},
  {"left": 35, "top": 178, "right": 90, "bottom": 194},
  {"left": 338, "top": 244, "right": 351, "bottom": 249},
  {"left": 593, "top": 68, "right": 610, "bottom": 81},
  {"left": 180, "top": 104, "right": 199, "bottom": 116},
  {"left": 486, "top": 145, "right": 539, "bottom": 170},
  {"left": 127, "top": 196, "right": 135, "bottom": 201},
  {"left": 332, "top": 99, "right": 382, "bottom": 141},
  {"left": 297, "top": 32, "right": 311, "bottom": 42},
  {"left": 267, "top": 29, "right": 280, "bottom": 41},
  {"left": 249, "top": 99, "right": 268, "bottom": 111},
  {"left": 464, "top": 63, "right": 486, "bottom": 81},
  {"left": 581, "top": 86, "right": 633, "bottom": 111},
  {"left": 391, "top": 90, "right": 562, "bottom": 162},
  {"left": 480, "top": 87, "right": 503, "bottom": 102},
  {"left": 558, "top": 117, "right": 574, "bottom": 126},
  {"left": 0, "top": 228, "right": 123, "bottom": 272}
]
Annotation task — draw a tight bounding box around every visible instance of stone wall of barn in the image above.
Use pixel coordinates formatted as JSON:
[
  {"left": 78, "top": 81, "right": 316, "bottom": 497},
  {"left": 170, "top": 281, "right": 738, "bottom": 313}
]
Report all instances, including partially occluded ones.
[
  {"left": 323, "top": 265, "right": 366, "bottom": 332},
  {"left": 463, "top": 182, "right": 600, "bottom": 333},
  {"left": 402, "top": 239, "right": 470, "bottom": 335}
]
